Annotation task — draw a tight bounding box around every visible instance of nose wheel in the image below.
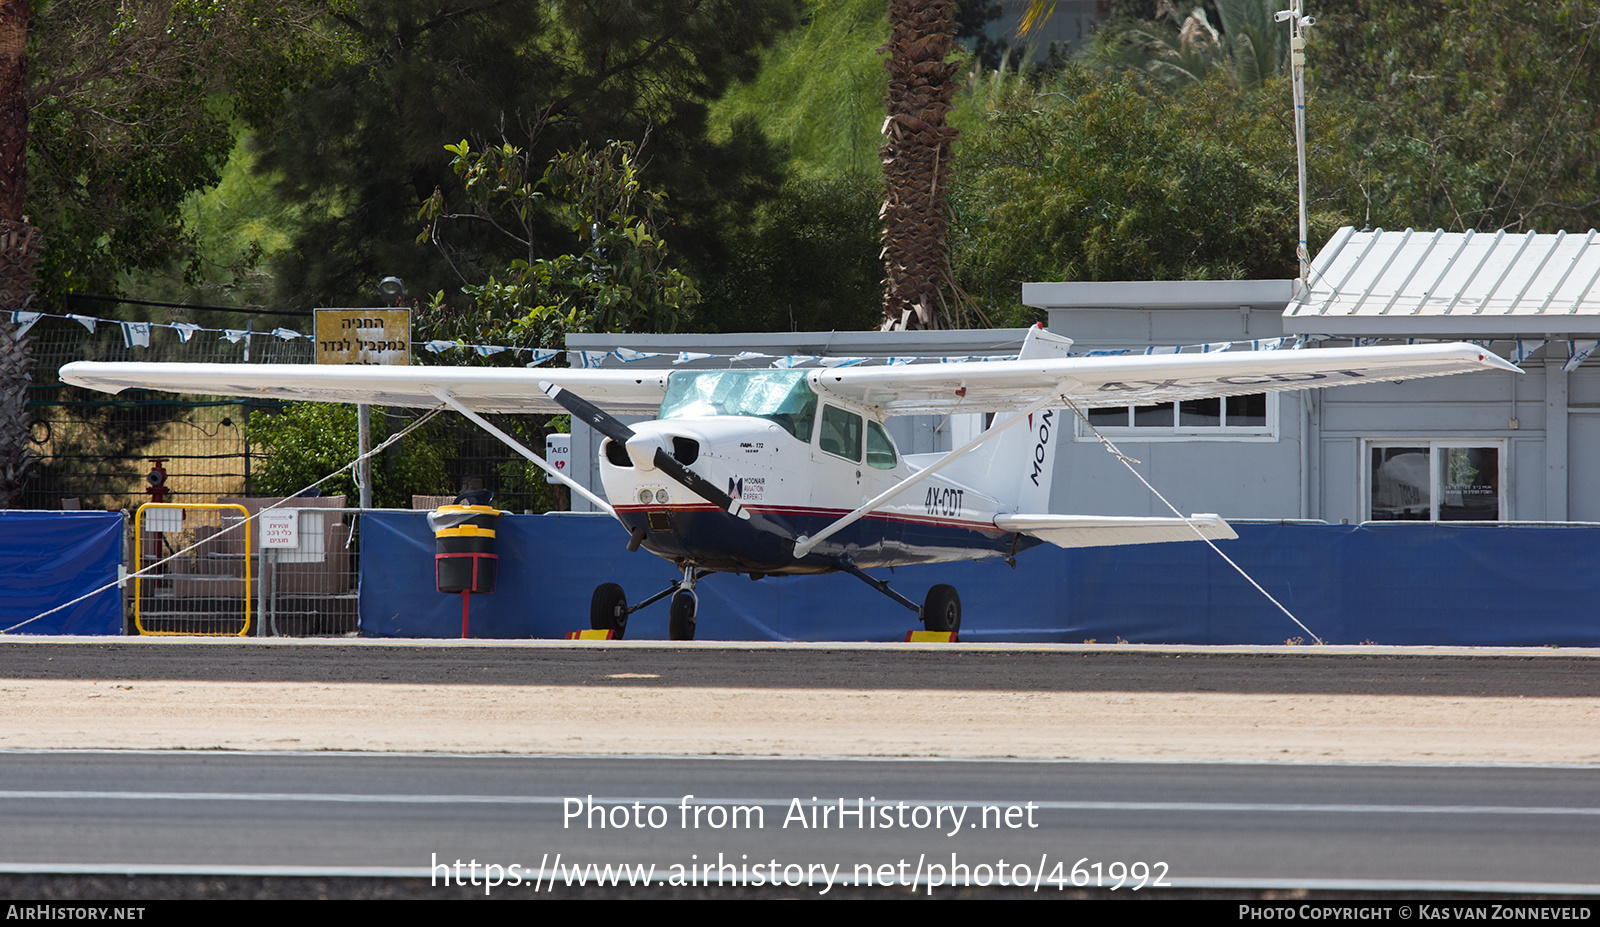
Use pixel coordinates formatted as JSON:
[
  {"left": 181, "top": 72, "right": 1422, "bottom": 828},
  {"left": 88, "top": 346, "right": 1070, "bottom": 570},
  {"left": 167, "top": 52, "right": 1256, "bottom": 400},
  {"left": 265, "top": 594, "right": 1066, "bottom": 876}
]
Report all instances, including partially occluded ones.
[{"left": 668, "top": 590, "right": 697, "bottom": 641}]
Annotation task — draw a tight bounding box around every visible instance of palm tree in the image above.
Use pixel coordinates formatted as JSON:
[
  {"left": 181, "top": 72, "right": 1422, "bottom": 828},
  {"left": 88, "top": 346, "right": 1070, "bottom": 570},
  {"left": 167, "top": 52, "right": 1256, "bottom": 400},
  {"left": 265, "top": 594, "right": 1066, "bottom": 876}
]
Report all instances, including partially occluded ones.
[
  {"left": 0, "top": 0, "right": 39, "bottom": 509},
  {"left": 879, "top": 0, "right": 961, "bottom": 331}
]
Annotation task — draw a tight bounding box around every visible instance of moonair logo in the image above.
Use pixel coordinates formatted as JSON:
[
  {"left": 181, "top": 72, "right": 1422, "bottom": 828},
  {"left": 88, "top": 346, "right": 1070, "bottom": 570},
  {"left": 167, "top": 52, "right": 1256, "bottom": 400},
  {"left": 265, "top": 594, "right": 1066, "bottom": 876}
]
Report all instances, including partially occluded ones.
[
  {"left": 1029, "top": 410, "right": 1055, "bottom": 486},
  {"left": 728, "top": 477, "right": 764, "bottom": 502}
]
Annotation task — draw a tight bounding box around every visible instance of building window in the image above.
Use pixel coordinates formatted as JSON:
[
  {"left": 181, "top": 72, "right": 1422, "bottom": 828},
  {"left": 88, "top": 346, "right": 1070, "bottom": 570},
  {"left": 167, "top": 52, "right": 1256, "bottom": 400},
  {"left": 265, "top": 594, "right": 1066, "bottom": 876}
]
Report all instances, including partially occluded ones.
[
  {"left": 1078, "top": 393, "right": 1277, "bottom": 440},
  {"left": 1366, "top": 441, "right": 1504, "bottom": 521}
]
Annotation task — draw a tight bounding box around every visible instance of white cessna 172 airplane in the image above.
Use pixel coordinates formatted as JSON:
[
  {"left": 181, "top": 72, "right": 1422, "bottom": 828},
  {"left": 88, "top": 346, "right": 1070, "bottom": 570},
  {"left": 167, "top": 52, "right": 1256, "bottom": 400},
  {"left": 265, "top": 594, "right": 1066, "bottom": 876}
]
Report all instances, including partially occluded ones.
[{"left": 62, "top": 327, "right": 1515, "bottom": 640}]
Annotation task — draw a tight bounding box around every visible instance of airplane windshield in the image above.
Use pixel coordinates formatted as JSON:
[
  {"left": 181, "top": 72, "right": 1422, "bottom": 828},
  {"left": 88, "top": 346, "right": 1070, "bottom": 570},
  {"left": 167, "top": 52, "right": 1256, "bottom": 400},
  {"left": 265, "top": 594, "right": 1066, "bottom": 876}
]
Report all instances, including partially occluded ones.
[{"left": 659, "top": 369, "right": 818, "bottom": 443}]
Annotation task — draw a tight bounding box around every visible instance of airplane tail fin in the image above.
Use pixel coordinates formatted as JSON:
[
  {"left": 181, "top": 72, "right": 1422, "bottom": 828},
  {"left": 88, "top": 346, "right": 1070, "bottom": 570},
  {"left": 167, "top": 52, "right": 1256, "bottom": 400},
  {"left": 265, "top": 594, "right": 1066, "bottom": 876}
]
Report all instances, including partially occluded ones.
[{"left": 958, "top": 324, "right": 1073, "bottom": 513}]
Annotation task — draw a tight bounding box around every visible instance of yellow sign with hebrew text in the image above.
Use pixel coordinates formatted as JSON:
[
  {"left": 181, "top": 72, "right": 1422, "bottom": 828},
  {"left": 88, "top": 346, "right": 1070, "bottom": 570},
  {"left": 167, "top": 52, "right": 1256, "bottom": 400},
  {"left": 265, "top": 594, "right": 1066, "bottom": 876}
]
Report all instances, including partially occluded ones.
[{"left": 315, "top": 309, "right": 411, "bottom": 365}]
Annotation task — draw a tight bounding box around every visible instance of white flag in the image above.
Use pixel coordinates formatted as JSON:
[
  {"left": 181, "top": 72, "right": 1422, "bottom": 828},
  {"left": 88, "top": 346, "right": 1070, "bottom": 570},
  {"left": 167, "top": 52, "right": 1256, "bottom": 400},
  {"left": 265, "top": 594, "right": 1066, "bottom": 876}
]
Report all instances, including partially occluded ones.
[
  {"left": 1564, "top": 340, "right": 1599, "bottom": 372},
  {"left": 119, "top": 321, "right": 151, "bottom": 348}
]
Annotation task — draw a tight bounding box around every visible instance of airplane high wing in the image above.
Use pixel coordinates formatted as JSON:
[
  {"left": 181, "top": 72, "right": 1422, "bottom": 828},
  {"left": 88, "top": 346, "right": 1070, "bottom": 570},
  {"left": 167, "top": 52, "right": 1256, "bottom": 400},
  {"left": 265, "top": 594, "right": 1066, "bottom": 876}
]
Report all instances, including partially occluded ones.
[
  {"left": 805, "top": 342, "right": 1519, "bottom": 415},
  {"left": 61, "top": 341, "right": 1516, "bottom": 416},
  {"left": 60, "top": 339, "right": 1518, "bottom": 641},
  {"left": 58, "top": 362, "right": 671, "bottom": 416}
]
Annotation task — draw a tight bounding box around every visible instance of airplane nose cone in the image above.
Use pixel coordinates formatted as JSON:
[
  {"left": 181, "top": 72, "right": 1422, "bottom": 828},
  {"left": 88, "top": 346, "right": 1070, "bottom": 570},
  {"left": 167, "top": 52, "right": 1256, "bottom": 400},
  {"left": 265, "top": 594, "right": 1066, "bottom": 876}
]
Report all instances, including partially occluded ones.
[{"left": 625, "top": 433, "right": 666, "bottom": 471}]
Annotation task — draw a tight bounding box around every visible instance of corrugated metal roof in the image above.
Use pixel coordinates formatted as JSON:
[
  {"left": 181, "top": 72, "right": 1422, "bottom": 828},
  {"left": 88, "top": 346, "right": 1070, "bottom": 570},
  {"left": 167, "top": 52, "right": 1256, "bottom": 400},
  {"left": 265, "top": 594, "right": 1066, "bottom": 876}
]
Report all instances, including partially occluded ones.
[{"left": 1283, "top": 226, "right": 1600, "bottom": 336}]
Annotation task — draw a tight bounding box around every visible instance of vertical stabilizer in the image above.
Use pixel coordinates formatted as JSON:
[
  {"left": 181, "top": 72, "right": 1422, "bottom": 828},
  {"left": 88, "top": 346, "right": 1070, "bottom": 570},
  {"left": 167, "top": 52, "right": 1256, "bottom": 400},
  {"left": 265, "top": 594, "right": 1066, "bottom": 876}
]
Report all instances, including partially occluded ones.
[{"left": 951, "top": 325, "right": 1072, "bottom": 513}]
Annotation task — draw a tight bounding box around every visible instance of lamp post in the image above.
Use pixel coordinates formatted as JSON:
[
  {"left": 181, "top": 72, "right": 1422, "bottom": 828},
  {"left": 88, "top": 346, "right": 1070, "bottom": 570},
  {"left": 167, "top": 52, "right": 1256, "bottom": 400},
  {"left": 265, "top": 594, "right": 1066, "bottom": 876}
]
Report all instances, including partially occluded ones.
[{"left": 1277, "top": 2, "right": 1315, "bottom": 296}]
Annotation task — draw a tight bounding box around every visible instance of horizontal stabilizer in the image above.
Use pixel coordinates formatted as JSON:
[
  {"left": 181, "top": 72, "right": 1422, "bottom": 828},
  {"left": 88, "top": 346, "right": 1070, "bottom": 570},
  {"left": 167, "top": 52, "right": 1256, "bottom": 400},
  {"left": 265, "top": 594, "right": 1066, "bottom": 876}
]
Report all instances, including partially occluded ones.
[{"left": 994, "top": 513, "right": 1237, "bottom": 549}]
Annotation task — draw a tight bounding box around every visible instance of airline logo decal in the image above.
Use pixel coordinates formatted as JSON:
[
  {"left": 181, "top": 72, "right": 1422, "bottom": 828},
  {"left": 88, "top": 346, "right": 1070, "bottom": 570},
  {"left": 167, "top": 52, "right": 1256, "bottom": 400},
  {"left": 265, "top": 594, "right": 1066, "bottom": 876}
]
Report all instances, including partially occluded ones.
[{"left": 1029, "top": 409, "right": 1055, "bottom": 487}]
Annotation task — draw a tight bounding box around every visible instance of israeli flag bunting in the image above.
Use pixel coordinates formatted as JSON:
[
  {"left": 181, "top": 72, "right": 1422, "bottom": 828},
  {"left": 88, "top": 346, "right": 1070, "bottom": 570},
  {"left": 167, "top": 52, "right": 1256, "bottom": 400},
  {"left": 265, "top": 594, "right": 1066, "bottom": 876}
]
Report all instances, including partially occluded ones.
[
  {"left": 886, "top": 357, "right": 916, "bottom": 365},
  {"left": 170, "top": 322, "right": 202, "bottom": 343},
  {"left": 524, "top": 349, "right": 561, "bottom": 367},
  {"left": 614, "top": 347, "right": 665, "bottom": 362},
  {"left": 423, "top": 340, "right": 457, "bottom": 353},
  {"left": 818, "top": 356, "right": 868, "bottom": 367},
  {"left": 1564, "top": 340, "right": 1599, "bottom": 373},
  {"left": 673, "top": 352, "right": 714, "bottom": 365},
  {"left": 770, "top": 355, "right": 816, "bottom": 368},
  {"left": 472, "top": 344, "right": 508, "bottom": 357},
  {"left": 221, "top": 329, "right": 249, "bottom": 344},
  {"left": 272, "top": 328, "right": 303, "bottom": 341},
  {"left": 67, "top": 314, "right": 97, "bottom": 333},
  {"left": 11, "top": 311, "right": 40, "bottom": 337},
  {"left": 1511, "top": 341, "right": 1547, "bottom": 365},
  {"left": 119, "top": 321, "right": 151, "bottom": 348},
  {"left": 572, "top": 351, "right": 611, "bottom": 369}
]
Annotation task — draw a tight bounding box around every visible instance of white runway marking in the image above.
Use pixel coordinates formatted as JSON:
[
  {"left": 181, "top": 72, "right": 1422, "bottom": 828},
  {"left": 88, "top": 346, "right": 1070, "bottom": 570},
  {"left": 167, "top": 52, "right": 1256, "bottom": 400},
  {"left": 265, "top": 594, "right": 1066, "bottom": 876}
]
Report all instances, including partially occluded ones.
[{"left": 3, "top": 790, "right": 1599, "bottom": 817}]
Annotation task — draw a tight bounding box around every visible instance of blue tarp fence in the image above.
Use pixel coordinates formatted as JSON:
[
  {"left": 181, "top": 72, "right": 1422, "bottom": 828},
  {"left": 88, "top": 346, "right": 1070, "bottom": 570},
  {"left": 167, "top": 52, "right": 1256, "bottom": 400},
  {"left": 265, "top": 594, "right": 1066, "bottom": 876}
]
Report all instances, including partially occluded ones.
[
  {"left": 359, "top": 514, "right": 1600, "bottom": 646},
  {"left": 0, "top": 511, "right": 123, "bottom": 635}
]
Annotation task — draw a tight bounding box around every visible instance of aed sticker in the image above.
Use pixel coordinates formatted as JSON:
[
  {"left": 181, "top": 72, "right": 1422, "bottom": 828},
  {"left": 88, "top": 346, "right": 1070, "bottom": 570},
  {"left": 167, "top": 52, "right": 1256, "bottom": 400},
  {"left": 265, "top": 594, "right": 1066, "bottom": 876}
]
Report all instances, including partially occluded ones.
[{"left": 545, "top": 433, "right": 571, "bottom": 484}]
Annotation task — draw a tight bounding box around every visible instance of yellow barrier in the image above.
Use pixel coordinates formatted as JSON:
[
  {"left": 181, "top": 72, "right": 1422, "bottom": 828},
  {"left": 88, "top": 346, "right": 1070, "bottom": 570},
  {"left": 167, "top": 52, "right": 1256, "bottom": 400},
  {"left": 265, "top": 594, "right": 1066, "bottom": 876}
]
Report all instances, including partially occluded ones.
[{"left": 133, "top": 503, "right": 252, "bottom": 636}]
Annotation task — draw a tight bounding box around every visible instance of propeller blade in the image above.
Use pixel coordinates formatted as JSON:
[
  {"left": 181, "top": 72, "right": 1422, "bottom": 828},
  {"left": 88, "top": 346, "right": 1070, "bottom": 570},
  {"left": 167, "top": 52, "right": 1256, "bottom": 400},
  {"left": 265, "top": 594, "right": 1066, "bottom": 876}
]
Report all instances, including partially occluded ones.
[
  {"left": 653, "top": 448, "right": 746, "bottom": 519},
  {"left": 541, "top": 381, "right": 749, "bottom": 520},
  {"left": 540, "top": 382, "right": 634, "bottom": 444}
]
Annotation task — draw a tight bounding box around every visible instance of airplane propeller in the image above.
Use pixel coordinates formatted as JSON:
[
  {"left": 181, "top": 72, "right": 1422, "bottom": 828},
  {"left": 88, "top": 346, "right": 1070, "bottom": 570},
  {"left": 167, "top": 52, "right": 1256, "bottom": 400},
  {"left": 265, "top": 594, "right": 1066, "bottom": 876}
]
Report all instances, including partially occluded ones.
[{"left": 540, "top": 382, "right": 749, "bottom": 520}]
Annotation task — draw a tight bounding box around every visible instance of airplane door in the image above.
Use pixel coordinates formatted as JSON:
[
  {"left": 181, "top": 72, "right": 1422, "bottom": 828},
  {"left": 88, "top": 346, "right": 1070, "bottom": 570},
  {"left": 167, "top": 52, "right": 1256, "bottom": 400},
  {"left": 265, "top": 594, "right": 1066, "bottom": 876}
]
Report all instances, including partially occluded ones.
[{"left": 810, "top": 404, "right": 893, "bottom": 559}]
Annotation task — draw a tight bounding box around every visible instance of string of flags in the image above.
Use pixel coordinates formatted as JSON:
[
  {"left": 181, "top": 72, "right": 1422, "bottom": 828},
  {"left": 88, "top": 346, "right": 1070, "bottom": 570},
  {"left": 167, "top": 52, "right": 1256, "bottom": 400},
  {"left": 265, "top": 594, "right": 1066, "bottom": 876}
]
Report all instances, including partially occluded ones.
[{"left": 8, "top": 307, "right": 1592, "bottom": 370}]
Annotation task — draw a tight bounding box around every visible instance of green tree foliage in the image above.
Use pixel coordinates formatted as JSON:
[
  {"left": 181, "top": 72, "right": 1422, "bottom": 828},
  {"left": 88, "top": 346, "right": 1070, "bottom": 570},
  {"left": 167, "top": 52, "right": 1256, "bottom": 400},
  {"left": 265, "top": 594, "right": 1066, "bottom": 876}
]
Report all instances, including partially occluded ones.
[
  {"left": 710, "top": 0, "right": 888, "bottom": 180},
  {"left": 949, "top": 67, "right": 1314, "bottom": 323},
  {"left": 1314, "top": 0, "right": 1600, "bottom": 233},
  {"left": 243, "top": 403, "right": 448, "bottom": 508},
  {"left": 416, "top": 139, "right": 700, "bottom": 352},
  {"left": 28, "top": 0, "right": 333, "bottom": 304},
  {"left": 254, "top": 0, "right": 796, "bottom": 314},
  {"left": 703, "top": 176, "right": 884, "bottom": 332},
  {"left": 1083, "top": 0, "right": 1290, "bottom": 90}
]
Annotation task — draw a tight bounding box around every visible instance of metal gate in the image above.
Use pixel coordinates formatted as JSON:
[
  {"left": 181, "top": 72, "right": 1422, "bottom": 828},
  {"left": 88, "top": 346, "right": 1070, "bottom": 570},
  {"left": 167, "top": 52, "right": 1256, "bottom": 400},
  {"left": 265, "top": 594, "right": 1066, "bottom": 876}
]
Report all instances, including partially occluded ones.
[{"left": 133, "top": 503, "right": 252, "bottom": 636}]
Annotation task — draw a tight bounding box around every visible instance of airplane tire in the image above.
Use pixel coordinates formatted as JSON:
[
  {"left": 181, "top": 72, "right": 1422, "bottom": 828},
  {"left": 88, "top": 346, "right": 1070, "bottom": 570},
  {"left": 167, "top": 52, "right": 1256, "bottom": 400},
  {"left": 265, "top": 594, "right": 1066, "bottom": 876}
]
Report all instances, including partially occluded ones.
[
  {"left": 668, "top": 591, "right": 697, "bottom": 641},
  {"left": 591, "top": 583, "right": 628, "bottom": 639},
  {"left": 922, "top": 584, "right": 961, "bottom": 634}
]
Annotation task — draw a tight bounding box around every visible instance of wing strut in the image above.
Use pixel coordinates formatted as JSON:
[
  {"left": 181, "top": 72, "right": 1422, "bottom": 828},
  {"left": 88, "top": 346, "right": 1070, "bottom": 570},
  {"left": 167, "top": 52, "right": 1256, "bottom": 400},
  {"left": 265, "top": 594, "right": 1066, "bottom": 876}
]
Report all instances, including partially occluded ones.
[
  {"left": 427, "top": 387, "right": 616, "bottom": 517},
  {"left": 790, "top": 384, "right": 1067, "bottom": 559}
]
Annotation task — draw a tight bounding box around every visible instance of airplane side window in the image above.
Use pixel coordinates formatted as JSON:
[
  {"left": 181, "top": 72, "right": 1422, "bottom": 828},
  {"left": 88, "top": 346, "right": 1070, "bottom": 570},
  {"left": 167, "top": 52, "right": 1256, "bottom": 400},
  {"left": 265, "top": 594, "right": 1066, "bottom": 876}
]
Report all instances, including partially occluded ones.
[
  {"left": 865, "top": 420, "right": 897, "bottom": 470},
  {"left": 819, "top": 405, "right": 862, "bottom": 462}
]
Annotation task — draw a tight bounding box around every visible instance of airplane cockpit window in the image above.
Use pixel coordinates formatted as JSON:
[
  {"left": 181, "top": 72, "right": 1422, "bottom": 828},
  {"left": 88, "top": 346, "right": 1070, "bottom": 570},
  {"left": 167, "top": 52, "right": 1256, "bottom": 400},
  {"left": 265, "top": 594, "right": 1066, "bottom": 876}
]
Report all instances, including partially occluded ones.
[
  {"left": 659, "top": 370, "right": 818, "bottom": 443},
  {"left": 819, "top": 405, "right": 863, "bottom": 462},
  {"left": 865, "top": 420, "right": 897, "bottom": 470}
]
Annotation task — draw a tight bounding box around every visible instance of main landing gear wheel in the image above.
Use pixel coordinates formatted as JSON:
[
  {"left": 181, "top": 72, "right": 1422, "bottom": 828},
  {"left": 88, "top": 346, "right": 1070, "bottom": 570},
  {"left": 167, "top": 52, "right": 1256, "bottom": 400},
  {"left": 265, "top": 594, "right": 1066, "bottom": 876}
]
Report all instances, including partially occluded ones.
[
  {"left": 591, "top": 583, "right": 628, "bottom": 639},
  {"left": 922, "top": 584, "right": 961, "bottom": 634},
  {"left": 668, "top": 590, "right": 698, "bottom": 641}
]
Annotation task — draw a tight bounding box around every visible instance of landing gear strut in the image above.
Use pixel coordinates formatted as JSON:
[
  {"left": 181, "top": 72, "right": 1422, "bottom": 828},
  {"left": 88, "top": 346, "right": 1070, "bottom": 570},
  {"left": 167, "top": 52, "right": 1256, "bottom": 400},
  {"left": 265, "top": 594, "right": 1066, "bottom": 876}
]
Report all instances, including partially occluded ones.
[{"left": 835, "top": 557, "right": 962, "bottom": 634}]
